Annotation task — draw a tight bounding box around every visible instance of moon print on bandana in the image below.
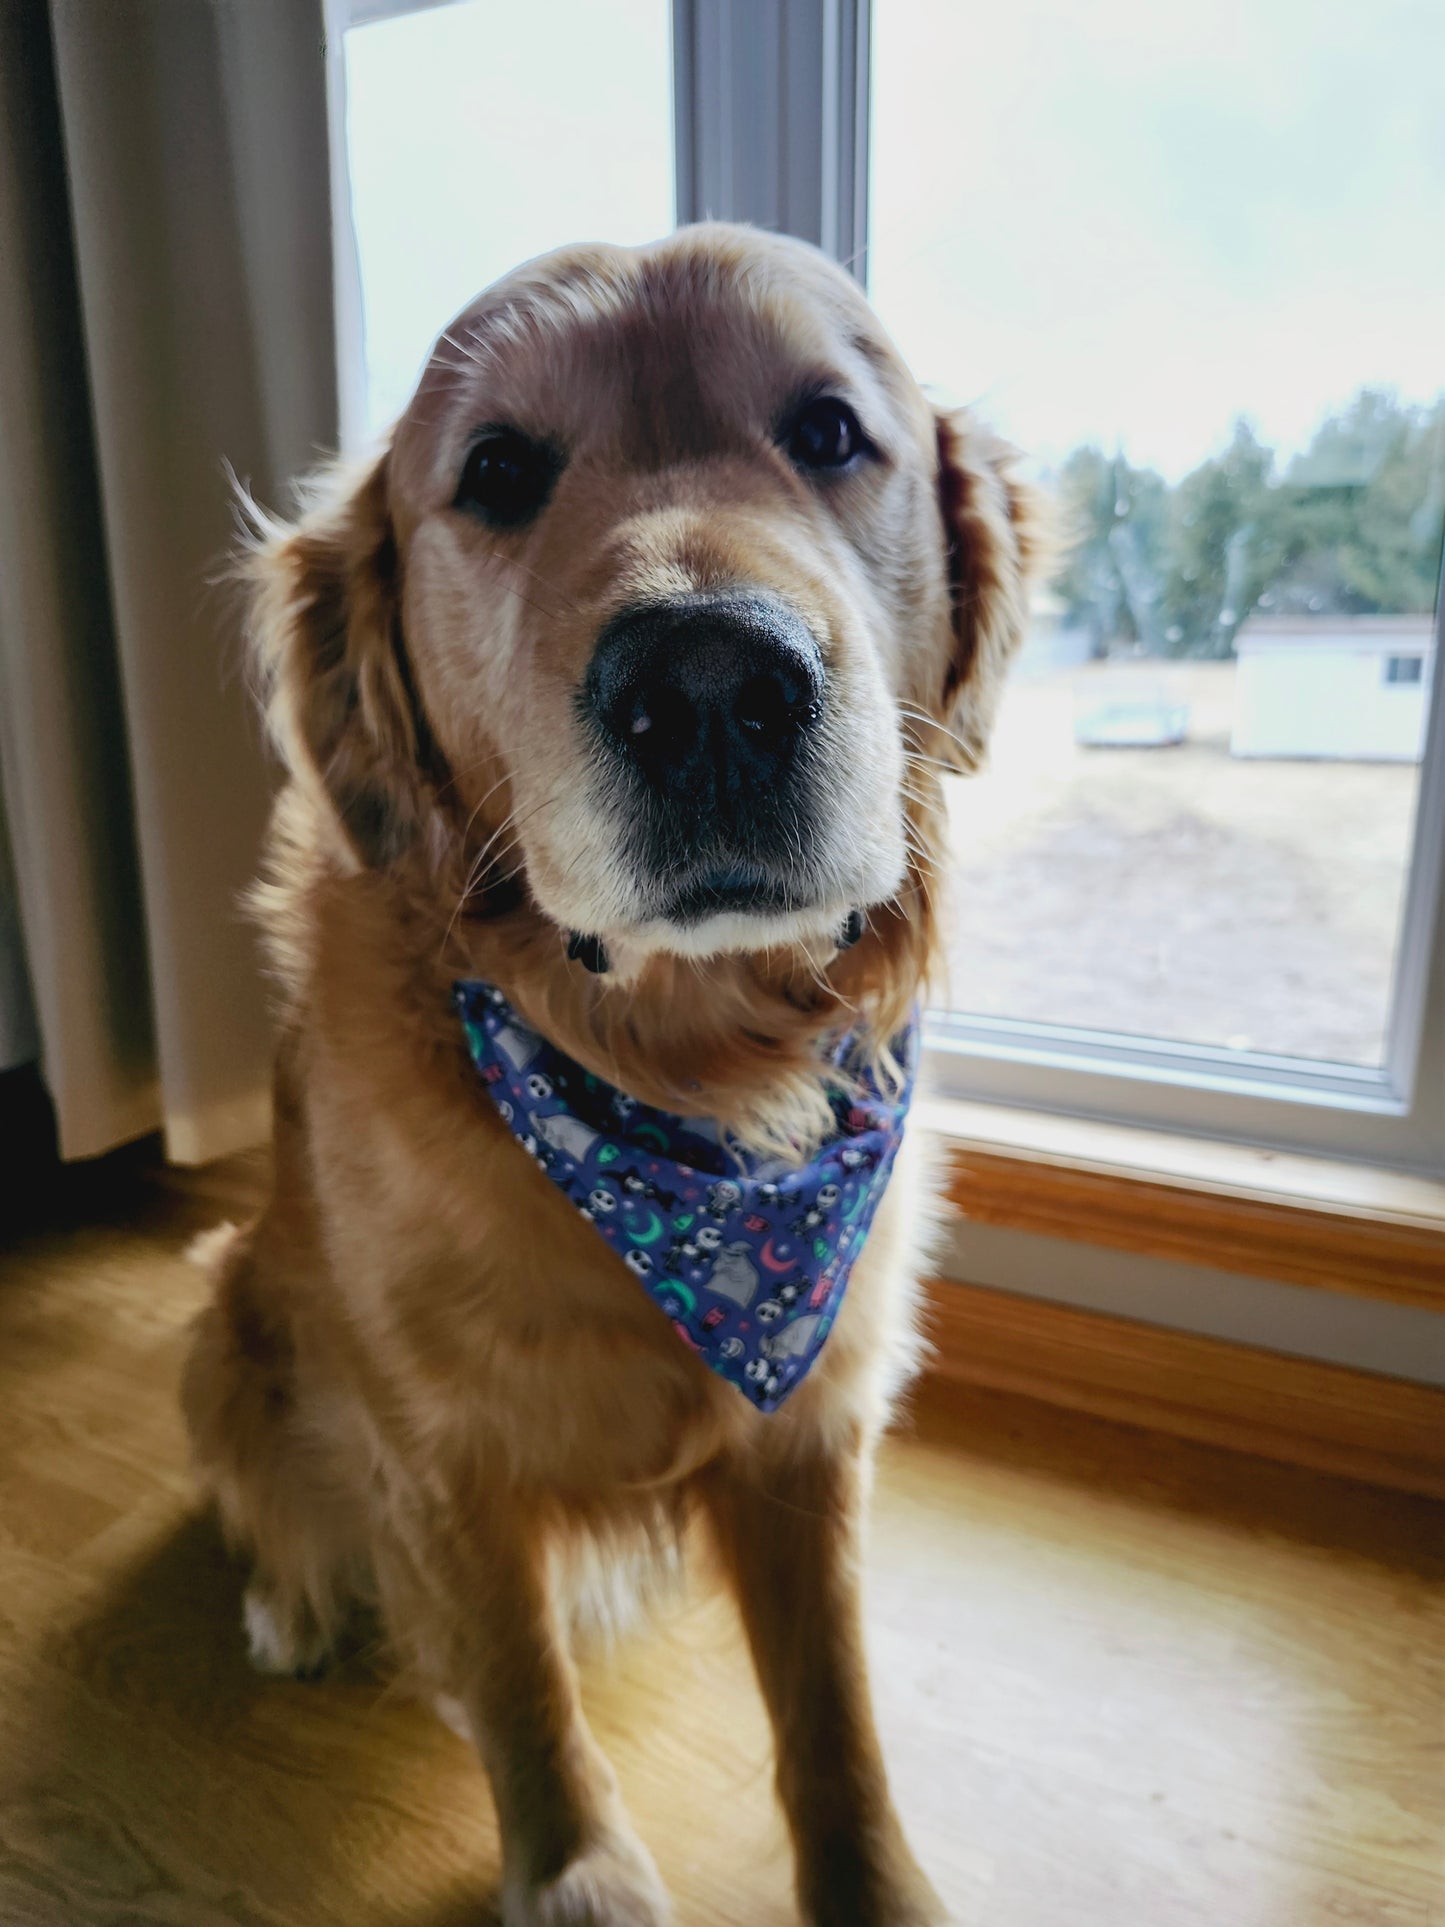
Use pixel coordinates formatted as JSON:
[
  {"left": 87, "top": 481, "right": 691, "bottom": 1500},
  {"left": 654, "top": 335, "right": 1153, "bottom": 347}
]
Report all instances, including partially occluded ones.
[{"left": 454, "top": 980, "right": 918, "bottom": 1412}]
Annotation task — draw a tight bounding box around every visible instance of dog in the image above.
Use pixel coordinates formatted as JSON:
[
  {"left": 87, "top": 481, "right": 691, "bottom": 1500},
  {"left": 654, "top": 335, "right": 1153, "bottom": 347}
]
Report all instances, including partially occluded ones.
[{"left": 182, "top": 223, "right": 1043, "bottom": 1926}]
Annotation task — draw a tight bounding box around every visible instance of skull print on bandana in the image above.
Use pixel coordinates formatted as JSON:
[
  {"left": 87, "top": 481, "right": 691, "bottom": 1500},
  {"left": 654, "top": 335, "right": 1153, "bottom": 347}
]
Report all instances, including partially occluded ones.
[{"left": 454, "top": 980, "right": 918, "bottom": 1412}]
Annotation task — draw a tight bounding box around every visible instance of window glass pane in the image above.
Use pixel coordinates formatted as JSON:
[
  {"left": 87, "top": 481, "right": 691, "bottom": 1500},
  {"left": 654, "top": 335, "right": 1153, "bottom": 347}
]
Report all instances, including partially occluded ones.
[
  {"left": 343, "top": 0, "right": 674, "bottom": 437},
  {"left": 870, "top": 0, "right": 1444, "bottom": 1068}
]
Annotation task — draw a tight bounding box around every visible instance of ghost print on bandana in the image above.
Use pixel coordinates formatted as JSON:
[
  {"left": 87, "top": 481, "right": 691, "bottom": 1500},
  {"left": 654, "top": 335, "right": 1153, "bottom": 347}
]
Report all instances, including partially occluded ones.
[{"left": 454, "top": 980, "right": 918, "bottom": 1412}]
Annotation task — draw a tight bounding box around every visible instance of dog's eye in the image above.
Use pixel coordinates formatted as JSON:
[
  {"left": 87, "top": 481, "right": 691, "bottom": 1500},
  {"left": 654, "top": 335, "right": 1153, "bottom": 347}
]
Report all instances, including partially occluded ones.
[
  {"left": 454, "top": 429, "right": 557, "bottom": 528},
  {"left": 787, "top": 397, "right": 864, "bottom": 470}
]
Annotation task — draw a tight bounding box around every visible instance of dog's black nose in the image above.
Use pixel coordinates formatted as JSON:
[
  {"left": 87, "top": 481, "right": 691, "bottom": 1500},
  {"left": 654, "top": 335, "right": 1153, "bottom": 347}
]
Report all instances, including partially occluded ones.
[{"left": 585, "top": 592, "right": 825, "bottom": 798}]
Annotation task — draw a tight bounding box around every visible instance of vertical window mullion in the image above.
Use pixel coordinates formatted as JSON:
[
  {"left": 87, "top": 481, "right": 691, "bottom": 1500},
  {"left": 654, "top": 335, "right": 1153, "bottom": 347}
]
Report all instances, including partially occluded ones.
[
  {"left": 673, "top": 0, "right": 866, "bottom": 277},
  {"left": 819, "top": 0, "right": 870, "bottom": 276},
  {"left": 1382, "top": 566, "right": 1445, "bottom": 1138}
]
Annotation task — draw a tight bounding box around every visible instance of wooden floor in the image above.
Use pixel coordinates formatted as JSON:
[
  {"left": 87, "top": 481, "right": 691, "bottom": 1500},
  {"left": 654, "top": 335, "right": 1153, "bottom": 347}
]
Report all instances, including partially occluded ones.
[{"left": 0, "top": 1152, "right": 1441, "bottom": 1926}]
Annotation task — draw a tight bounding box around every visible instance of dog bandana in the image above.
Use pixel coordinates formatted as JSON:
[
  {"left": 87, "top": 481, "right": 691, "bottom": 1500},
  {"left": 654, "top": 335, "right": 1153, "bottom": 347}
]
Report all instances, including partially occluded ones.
[{"left": 454, "top": 980, "right": 917, "bottom": 1412}]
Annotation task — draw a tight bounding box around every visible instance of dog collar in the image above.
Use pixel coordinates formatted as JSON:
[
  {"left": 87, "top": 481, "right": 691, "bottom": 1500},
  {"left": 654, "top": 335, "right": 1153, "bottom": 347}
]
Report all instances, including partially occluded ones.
[{"left": 454, "top": 980, "right": 917, "bottom": 1412}]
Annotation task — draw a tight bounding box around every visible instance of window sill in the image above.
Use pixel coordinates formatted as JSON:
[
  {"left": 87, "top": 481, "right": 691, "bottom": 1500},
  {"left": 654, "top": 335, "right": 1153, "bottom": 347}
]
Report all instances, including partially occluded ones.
[{"left": 915, "top": 1096, "right": 1445, "bottom": 1313}]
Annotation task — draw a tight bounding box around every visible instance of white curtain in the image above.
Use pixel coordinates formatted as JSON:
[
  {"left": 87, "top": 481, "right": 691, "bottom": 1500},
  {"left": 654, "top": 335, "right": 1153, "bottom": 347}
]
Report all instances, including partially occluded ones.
[{"left": 0, "top": 0, "right": 338, "bottom": 1162}]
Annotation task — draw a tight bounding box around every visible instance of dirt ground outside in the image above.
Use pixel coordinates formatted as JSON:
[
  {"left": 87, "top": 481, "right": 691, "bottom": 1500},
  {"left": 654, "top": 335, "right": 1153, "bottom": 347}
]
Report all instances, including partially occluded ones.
[{"left": 941, "top": 659, "right": 1422, "bottom": 1068}]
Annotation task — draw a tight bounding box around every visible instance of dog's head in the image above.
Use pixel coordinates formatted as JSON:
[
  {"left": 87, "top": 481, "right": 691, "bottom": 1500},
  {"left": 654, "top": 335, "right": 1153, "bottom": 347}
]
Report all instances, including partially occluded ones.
[{"left": 249, "top": 225, "right": 1043, "bottom": 1050}]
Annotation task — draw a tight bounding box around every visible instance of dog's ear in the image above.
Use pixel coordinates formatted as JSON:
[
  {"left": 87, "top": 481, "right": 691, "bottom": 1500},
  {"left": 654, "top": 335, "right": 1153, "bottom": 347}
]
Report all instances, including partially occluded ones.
[
  {"left": 930, "top": 409, "right": 1051, "bottom": 771},
  {"left": 245, "top": 453, "right": 442, "bottom": 868}
]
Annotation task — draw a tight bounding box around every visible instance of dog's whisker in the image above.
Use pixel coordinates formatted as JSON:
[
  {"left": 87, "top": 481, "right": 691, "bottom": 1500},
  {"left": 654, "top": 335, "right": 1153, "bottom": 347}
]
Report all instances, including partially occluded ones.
[
  {"left": 481, "top": 573, "right": 570, "bottom": 626},
  {"left": 478, "top": 546, "right": 584, "bottom": 619},
  {"left": 453, "top": 766, "right": 516, "bottom": 836},
  {"left": 903, "top": 749, "right": 966, "bottom": 782},
  {"left": 439, "top": 813, "right": 526, "bottom": 958},
  {"left": 896, "top": 701, "right": 979, "bottom": 764},
  {"left": 440, "top": 776, "right": 584, "bottom": 958},
  {"left": 434, "top": 751, "right": 511, "bottom": 804}
]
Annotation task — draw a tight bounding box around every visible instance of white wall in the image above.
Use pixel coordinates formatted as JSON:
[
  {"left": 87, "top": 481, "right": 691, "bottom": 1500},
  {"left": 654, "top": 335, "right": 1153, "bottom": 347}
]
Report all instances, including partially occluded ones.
[{"left": 943, "top": 1218, "right": 1445, "bottom": 1387}]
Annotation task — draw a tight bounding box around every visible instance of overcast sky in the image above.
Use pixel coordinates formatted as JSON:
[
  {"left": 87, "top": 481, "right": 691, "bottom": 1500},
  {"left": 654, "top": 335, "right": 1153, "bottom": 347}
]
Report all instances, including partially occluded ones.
[
  {"left": 344, "top": 0, "right": 673, "bottom": 432},
  {"left": 346, "top": 0, "right": 1444, "bottom": 480}
]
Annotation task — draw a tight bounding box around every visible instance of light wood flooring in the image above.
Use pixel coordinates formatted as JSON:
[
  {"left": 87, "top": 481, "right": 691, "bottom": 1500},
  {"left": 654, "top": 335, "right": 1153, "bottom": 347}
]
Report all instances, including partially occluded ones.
[{"left": 0, "top": 1151, "right": 1440, "bottom": 1925}]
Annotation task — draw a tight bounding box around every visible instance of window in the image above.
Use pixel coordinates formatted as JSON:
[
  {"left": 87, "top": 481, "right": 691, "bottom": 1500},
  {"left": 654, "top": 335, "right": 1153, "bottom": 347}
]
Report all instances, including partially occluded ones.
[
  {"left": 339, "top": 1, "right": 1445, "bottom": 1173},
  {"left": 865, "top": 0, "right": 1445, "bottom": 1170}
]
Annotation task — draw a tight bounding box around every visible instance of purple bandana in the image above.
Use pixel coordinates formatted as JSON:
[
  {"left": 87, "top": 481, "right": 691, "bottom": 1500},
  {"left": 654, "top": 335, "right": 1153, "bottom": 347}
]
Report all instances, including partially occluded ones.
[{"left": 455, "top": 981, "right": 917, "bottom": 1411}]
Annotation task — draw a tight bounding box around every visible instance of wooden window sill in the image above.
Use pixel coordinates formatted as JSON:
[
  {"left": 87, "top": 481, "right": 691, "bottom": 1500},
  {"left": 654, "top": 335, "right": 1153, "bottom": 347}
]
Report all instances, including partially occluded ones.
[{"left": 916, "top": 1097, "right": 1445, "bottom": 1312}]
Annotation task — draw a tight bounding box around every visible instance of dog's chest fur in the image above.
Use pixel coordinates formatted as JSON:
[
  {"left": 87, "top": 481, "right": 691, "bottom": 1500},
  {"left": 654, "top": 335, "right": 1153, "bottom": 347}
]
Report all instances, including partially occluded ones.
[{"left": 277, "top": 865, "right": 931, "bottom": 1501}]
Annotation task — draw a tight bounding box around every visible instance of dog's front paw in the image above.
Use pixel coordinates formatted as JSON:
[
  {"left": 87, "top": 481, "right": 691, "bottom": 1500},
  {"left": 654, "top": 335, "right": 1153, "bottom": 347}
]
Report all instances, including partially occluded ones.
[{"left": 503, "top": 1828, "right": 670, "bottom": 1927}]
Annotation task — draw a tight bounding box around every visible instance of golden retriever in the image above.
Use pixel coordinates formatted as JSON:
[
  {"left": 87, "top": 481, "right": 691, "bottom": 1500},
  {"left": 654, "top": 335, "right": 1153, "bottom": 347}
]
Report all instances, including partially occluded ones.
[{"left": 182, "top": 223, "right": 1043, "bottom": 1927}]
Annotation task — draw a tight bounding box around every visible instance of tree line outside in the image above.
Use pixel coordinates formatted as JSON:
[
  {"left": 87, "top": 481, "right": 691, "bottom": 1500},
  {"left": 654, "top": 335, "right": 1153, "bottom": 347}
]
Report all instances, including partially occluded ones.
[{"left": 1050, "top": 390, "right": 1445, "bottom": 659}]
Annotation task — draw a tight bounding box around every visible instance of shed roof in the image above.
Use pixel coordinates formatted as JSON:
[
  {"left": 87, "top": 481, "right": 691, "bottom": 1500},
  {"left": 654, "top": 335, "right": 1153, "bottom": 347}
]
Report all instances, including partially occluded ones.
[{"left": 1236, "top": 614, "right": 1435, "bottom": 654}]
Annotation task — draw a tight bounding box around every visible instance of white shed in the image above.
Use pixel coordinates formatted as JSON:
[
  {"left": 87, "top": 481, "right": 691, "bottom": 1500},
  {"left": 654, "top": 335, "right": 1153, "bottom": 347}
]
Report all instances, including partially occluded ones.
[{"left": 1231, "top": 615, "right": 1436, "bottom": 762}]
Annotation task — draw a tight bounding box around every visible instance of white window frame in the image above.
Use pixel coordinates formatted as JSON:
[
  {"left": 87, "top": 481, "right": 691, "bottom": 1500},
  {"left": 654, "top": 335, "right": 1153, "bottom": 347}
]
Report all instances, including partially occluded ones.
[{"left": 338, "top": 0, "right": 1445, "bottom": 1177}]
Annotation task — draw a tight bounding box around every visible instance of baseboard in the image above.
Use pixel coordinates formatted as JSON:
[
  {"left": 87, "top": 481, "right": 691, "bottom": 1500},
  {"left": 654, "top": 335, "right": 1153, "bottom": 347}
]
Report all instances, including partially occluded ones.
[{"left": 923, "top": 1276, "right": 1445, "bottom": 1500}]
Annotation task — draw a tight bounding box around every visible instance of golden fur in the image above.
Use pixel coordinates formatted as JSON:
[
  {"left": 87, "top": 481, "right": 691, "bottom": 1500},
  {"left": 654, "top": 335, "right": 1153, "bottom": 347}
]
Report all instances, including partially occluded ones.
[{"left": 183, "top": 224, "right": 1044, "bottom": 1926}]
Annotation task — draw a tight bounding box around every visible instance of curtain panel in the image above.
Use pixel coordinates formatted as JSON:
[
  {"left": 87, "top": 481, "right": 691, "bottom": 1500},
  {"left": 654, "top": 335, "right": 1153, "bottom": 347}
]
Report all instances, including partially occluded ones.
[{"left": 0, "top": 0, "right": 337, "bottom": 1162}]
